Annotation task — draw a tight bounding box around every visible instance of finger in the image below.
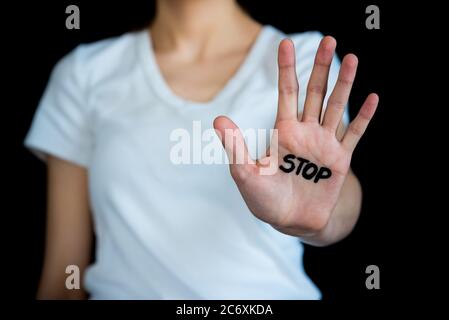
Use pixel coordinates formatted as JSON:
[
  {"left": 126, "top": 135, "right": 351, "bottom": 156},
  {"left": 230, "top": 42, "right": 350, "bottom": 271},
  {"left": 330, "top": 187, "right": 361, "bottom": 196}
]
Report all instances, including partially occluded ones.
[
  {"left": 322, "top": 54, "right": 358, "bottom": 133},
  {"left": 336, "top": 119, "right": 346, "bottom": 140},
  {"left": 276, "top": 39, "right": 299, "bottom": 122},
  {"left": 342, "top": 93, "right": 379, "bottom": 152},
  {"left": 301, "top": 36, "right": 336, "bottom": 123},
  {"left": 213, "top": 116, "right": 257, "bottom": 181}
]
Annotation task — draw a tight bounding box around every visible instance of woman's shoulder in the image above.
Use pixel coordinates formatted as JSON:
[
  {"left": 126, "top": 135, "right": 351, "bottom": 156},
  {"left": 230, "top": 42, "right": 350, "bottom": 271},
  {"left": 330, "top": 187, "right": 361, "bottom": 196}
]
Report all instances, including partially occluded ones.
[
  {"left": 289, "top": 30, "right": 324, "bottom": 49},
  {"left": 267, "top": 25, "right": 324, "bottom": 54},
  {"left": 52, "top": 30, "right": 145, "bottom": 86}
]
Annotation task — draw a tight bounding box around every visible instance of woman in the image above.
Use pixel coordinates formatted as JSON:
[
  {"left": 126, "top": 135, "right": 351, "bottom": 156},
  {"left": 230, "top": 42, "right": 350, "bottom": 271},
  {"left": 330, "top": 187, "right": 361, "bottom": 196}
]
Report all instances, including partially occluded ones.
[{"left": 25, "top": 0, "right": 378, "bottom": 299}]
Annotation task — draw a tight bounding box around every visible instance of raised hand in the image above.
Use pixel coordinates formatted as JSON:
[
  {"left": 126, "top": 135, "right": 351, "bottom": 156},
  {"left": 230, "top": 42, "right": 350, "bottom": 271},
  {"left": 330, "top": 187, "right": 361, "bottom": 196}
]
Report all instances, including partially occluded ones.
[{"left": 213, "top": 36, "right": 378, "bottom": 240}]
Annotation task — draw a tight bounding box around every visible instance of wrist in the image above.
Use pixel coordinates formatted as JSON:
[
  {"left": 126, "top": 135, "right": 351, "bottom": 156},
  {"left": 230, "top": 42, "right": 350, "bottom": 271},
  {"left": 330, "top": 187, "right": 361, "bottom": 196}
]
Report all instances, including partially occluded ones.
[
  {"left": 271, "top": 211, "right": 336, "bottom": 247},
  {"left": 298, "top": 217, "right": 336, "bottom": 247}
]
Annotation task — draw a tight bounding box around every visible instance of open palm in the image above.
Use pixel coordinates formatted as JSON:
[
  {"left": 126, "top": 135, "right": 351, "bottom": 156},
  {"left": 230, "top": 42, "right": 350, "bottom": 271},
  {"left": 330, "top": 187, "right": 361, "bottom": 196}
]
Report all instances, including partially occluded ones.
[{"left": 214, "top": 36, "right": 378, "bottom": 237}]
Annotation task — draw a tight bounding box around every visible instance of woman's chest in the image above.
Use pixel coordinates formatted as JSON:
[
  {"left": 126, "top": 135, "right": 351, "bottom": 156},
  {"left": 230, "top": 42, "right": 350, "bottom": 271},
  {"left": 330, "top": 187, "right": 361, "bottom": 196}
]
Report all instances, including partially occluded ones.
[
  {"left": 156, "top": 52, "right": 248, "bottom": 103},
  {"left": 86, "top": 71, "right": 279, "bottom": 190}
]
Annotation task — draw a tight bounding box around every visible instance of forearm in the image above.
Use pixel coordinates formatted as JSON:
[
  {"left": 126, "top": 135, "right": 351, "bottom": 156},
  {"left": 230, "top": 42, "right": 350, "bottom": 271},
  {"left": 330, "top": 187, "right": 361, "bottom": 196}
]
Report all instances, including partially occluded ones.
[
  {"left": 300, "top": 170, "right": 362, "bottom": 247},
  {"left": 37, "top": 268, "right": 87, "bottom": 300},
  {"left": 37, "top": 156, "right": 92, "bottom": 300}
]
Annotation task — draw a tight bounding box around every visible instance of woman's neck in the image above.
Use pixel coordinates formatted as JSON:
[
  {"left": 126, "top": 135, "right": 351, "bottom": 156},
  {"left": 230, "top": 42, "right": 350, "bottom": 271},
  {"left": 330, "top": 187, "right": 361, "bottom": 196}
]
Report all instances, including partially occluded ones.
[{"left": 150, "top": 0, "right": 261, "bottom": 59}]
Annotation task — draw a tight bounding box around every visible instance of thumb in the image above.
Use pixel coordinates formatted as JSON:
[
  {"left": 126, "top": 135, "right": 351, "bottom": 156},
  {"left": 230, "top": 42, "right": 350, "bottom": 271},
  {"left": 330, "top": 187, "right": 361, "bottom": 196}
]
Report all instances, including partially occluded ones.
[{"left": 213, "top": 116, "right": 256, "bottom": 179}]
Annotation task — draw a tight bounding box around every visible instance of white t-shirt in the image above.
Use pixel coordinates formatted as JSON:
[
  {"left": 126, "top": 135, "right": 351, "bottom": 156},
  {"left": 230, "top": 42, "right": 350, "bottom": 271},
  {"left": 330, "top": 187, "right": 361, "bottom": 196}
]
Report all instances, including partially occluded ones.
[{"left": 25, "top": 25, "right": 349, "bottom": 299}]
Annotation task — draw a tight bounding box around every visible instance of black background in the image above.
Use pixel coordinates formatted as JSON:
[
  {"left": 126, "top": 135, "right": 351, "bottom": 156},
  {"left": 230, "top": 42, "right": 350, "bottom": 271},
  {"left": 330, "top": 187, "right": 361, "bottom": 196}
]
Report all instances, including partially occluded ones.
[{"left": 4, "top": 0, "right": 409, "bottom": 304}]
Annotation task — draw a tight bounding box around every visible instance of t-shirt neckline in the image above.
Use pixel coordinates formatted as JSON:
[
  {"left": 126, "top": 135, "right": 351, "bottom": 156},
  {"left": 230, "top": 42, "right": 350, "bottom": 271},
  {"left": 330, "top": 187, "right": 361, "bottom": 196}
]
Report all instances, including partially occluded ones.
[{"left": 138, "top": 25, "right": 274, "bottom": 109}]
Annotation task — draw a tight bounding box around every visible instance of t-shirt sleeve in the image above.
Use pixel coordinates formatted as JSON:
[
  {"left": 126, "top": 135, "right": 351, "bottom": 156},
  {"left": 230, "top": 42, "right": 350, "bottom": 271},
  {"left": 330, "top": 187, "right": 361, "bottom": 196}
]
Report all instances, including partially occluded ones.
[
  {"left": 292, "top": 31, "right": 350, "bottom": 126},
  {"left": 24, "top": 47, "right": 93, "bottom": 167}
]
